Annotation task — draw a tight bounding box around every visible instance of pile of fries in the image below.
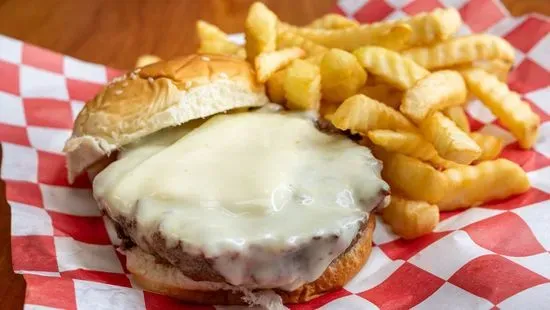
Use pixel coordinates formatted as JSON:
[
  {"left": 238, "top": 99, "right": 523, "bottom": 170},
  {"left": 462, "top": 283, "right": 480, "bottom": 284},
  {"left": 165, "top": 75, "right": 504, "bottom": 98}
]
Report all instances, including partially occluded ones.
[{"left": 137, "top": 3, "right": 540, "bottom": 240}]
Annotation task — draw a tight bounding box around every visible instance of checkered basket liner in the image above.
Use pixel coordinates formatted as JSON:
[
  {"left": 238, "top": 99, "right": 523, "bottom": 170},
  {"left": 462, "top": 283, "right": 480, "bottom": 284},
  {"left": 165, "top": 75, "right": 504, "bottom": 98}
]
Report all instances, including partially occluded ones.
[{"left": 1, "top": 0, "right": 549, "bottom": 309}]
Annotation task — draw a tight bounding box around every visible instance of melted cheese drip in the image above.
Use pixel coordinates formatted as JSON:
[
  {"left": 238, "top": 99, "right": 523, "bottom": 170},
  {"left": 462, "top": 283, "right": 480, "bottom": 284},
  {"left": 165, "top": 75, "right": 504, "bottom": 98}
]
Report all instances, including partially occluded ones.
[{"left": 94, "top": 113, "right": 388, "bottom": 290}]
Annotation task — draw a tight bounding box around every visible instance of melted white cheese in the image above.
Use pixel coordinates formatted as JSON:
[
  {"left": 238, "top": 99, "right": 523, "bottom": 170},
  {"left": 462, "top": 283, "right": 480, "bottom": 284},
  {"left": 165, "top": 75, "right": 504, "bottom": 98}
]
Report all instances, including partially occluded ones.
[{"left": 94, "top": 113, "right": 387, "bottom": 290}]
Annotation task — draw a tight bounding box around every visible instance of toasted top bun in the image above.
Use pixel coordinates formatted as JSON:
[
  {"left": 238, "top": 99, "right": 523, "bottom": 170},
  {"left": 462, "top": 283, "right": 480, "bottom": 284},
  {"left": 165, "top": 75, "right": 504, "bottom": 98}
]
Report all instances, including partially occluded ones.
[{"left": 64, "top": 54, "right": 269, "bottom": 182}]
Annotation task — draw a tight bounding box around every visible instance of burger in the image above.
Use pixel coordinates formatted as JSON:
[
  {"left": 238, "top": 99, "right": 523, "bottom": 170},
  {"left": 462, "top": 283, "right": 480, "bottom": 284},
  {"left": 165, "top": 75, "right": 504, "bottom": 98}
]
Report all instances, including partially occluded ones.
[{"left": 64, "top": 54, "right": 389, "bottom": 308}]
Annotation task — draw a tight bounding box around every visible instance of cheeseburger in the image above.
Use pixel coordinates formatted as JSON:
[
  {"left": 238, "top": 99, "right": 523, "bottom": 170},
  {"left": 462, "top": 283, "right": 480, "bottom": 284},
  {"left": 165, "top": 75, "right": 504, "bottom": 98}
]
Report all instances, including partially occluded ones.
[{"left": 64, "top": 54, "right": 389, "bottom": 308}]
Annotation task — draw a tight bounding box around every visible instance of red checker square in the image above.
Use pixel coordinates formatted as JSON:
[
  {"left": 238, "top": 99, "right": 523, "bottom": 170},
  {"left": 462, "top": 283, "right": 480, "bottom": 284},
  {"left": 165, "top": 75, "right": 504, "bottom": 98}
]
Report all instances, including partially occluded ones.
[
  {"left": 379, "top": 231, "right": 450, "bottom": 261},
  {"left": 403, "top": 0, "right": 443, "bottom": 15},
  {"left": 106, "top": 67, "right": 125, "bottom": 82},
  {"left": 37, "top": 151, "right": 91, "bottom": 188},
  {"left": 66, "top": 78, "right": 104, "bottom": 102},
  {"left": 288, "top": 289, "right": 351, "bottom": 310},
  {"left": 0, "top": 60, "right": 20, "bottom": 95},
  {"left": 24, "top": 274, "right": 76, "bottom": 310},
  {"left": 11, "top": 236, "right": 58, "bottom": 272},
  {"left": 23, "top": 98, "right": 73, "bottom": 129},
  {"left": 22, "top": 44, "right": 63, "bottom": 74},
  {"left": 359, "top": 262, "right": 445, "bottom": 309},
  {"left": 505, "top": 17, "right": 550, "bottom": 53},
  {"left": 449, "top": 254, "right": 549, "bottom": 304},
  {"left": 144, "top": 291, "right": 214, "bottom": 310},
  {"left": 0, "top": 123, "right": 30, "bottom": 146},
  {"left": 459, "top": 0, "right": 505, "bottom": 32},
  {"left": 5, "top": 180, "right": 43, "bottom": 207},
  {"left": 500, "top": 142, "right": 550, "bottom": 172},
  {"left": 508, "top": 59, "right": 550, "bottom": 94},
  {"left": 463, "top": 212, "right": 545, "bottom": 256},
  {"left": 483, "top": 188, "right": 550, "bottom": 211},
  {"left": 49, "top": 211, "right": 111, "bottom": 245},
  {"left": 61, "top": 269, "right": 131, "bottom": 287},
  {"left": 353, "top": 0, "right": 393, "bottom": 24}
]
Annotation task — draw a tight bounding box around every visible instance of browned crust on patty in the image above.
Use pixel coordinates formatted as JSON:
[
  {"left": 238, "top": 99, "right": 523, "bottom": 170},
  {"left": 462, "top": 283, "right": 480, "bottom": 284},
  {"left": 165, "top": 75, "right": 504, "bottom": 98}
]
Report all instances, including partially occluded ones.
[{"left": 128, "top": 214, "right": 375, "bottom": 305}]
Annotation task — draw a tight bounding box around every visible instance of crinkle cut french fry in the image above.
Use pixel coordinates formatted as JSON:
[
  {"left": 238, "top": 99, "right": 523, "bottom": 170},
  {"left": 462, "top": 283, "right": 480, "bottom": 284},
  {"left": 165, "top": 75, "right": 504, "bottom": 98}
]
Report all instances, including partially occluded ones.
[
  {"left": 278, "top": 8, "right": 461, "bottom": 51},
  {"left": 277, "top": 30, "right": 329, "bottom": 56},
  {"left": 353, "top": 46, "right": 430, "bottom": 91},
  {"left": 367, "top": 130, "right": 460, "bottom": 170},
  {"left": 439, "top": 159, "right": 530, "bottom": 211},
  {"left": 284, "top": 59, "right": 321, "bottom": 111},
  {"left": 381, "top": 153, "right": 449, "bottom": 204},
  {"left": 446, "top": 59, "right": 511, "bottom": 83},
  {"left": 442, "top": 106, "right": 470, "bottom": 133},
  {"left": 420, "top": 112, "right": 481, "bottom": 164},
  {"left": 402, "top": 34, "right": 515, "bottom": 70},
  {"left": 401, "top": 71, "right": 467, "bottom": 124},
  {"left": 320, "top": 49, "right": 367, "bottom": 103},
  {"left": 470, "top": 132, "right": 503, "bottom": 162},
  {"left": 382, "top": 196, "right": 439, "bottom": 240},
  {"left": 359, "top": 84, "right": 402, "bottom": 109},
  {"left": 461, "top": 69, "right": 540, "bottom": 149},
  {"left": 367, "top": 130, "right": 438, "bottom": 162},
  {"left": 245, "top": 2, "right": 278, "bottom": 62},
  {"left": 266, "top": 70, "right": 286, "bottom": 104},
  {"left": 255, "top": 47, "right": 305, "bottom": 83},
  {"left": 307, "top": 14, "right": 359, "bottom": 30},
  {"left": 135, "top": 55, "right": 161, "bottom": 68},
  {"left": 197, "top": 21, "right": 245, "bottom": 58},
  {"left": 330, "top": 94, "right": 417, "bottom": 134}
]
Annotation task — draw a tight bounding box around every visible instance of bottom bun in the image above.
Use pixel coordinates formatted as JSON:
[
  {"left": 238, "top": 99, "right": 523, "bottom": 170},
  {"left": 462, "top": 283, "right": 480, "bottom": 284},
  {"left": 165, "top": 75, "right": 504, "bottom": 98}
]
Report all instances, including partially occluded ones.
[{"left": 127, "top": 214, "right": 375, "bottom": 306}]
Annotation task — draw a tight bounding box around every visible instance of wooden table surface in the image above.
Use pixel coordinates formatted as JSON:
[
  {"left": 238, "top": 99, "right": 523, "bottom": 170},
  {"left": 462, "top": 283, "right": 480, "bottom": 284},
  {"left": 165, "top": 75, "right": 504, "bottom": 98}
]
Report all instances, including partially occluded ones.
[{"left": 0, "top": 0, "right": 548, "bottom": 309}]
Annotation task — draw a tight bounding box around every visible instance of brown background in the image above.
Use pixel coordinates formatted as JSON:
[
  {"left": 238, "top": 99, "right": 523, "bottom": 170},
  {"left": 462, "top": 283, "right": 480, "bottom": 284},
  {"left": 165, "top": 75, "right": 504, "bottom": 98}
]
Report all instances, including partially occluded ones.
[{"left": 0, "top": 0, "right": 548, "bottom": 309}]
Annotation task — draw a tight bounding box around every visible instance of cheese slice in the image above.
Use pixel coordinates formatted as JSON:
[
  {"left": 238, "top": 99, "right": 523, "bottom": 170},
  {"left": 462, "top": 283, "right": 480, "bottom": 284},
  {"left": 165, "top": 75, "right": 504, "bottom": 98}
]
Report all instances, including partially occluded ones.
[{"left": 94, "top": 112, "right": 388, "bottom": 290}]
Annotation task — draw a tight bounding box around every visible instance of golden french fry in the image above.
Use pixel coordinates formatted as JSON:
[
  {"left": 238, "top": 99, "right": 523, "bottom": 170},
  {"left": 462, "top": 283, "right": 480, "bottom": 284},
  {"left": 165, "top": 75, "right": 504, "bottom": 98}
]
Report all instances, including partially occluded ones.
[
  {"left": 470, "top": 132, "right": 503, "bottom": 162},
  {"left": 320, "top": 49, "right": 367, "bottom": 103},
  {"left": 420, "top": 112, "right": 481, "bottom": 164},
  {"left": 376, "top": 23, "right": 413, "bottom": 51},
  {"left": 354, "top": 46, "right": 430, "bottom": 90},
  {"left": 382, "top": 196, "right": 439, "bottom": 239},
  {"left": 461, "top": 69, "right": 540, "bottom": 149},
  {"left": 276, "top": 30, "right": 329, "bottom": 56},
  {"left": 307, "top": 14, "right": 359, "bottom": 29},
  {"left": 359, "top": 84, "right": 403, "bottom": 110},
  {"left": 266, "top": 70, "right": 286, "bottom": 104},
  {"left": 331, "top": 94, "right": 417, "bottom": 134},
  {"left": 367, "top": 130, "right": 438, "bottom": 162},
  {"left": 439, "top": 159, "right": 530, "bottom": 211},
  {"left": 265, "top": 53, "right": 324, "bottom": 104},
  {"left": 442, "top": 106, "right": 470, "bottom": 133},
  {"left": 446, "top": 59, "right": 512, "bottom": 83},
  {"left": 278, "top": 8, "right": 461, "bottom": 51},
  {"left": 135, "top": 55, "right": 162, "bottom": 68},
  {"left": 381, "top": 153, "right": 449, "bottom": 204},
  {"left": 367, "top": 130, "right": 460, "bottom": 170},
  {"left": 255, "top": 47, "right": 305, "bottom": 83},
  {"left": 402, "top": 35, "right": 515, "bottom": 70},
  {"left": 197, "top": 21, "right": 245, "bottom": 58},
  {"left": 284, "top": 59, "right": 321, "bottom": 111},
  {"left": 400, "top": 71, "right": 467, "bottom": 123},
  {"left": 245, "top": 2, "right": 278, "bottom": 62}
]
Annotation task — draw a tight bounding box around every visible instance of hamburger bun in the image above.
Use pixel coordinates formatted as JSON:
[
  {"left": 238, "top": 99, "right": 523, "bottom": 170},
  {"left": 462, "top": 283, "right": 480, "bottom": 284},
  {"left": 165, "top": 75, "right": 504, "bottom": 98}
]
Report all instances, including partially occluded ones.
[
  {"left": 66, "top": 54, "right": 388, "bottom": 308},
  {"left": 64, "top": 54, "right": 268, "bottom": 183},
  {"left": 126, "top": 214, "right": 375, "bottom": 305}
]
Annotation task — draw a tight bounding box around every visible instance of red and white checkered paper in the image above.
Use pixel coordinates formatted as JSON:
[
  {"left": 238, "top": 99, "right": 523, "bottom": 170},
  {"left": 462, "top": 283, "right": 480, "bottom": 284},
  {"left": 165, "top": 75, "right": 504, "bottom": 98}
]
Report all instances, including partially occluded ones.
[{"left": 1, "top": 0, "right": 549, "bottom": 309}]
